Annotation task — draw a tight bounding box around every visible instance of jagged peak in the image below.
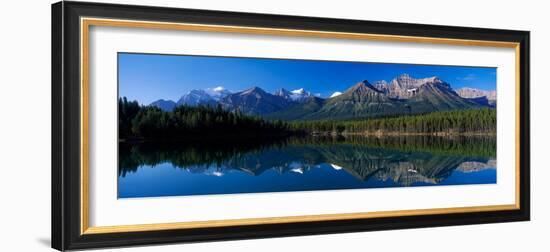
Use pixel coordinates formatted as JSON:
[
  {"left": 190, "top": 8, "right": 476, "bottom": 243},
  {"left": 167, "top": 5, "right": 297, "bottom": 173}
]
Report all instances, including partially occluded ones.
[
  {"left": 422, "top": 76, "right": 443, "bottom": 83},
  {"left": 456, "top": 87, "right": 497, "bottom": 100},
  {"left": 274, "top": 88, "right": 290, "bottom": 95},
  {"left": 397, "top": 73, "right": 410, "bottom": 78},
  {"left": 177, "top": 89, "right": 213, "bottom": 102},
  {"left": 274, "top": 88, "right": 292, "bottom": 100},
  {"left": 187, "top": 89, "right": 208, "bottom": 94},
  {"left": 241, "top": 86, "right": 266, "bottom": 94},
  {"left": 394, "top": 74, "right": 439, "bottom": 82},
  {"left": 291, "top": 88, "right": 306, "bottom": 94},
  {"left": 347, "top": 80, "right": 380, "bottom": 93},
  {"left": 390, "top": 74, "right": 447, "bottom": 89},
  {"left": 355, "top": 80, "right": 370, "bottom": 86},
  {"left": 250, "top": 86, "right": 262, "bottom": 90}
]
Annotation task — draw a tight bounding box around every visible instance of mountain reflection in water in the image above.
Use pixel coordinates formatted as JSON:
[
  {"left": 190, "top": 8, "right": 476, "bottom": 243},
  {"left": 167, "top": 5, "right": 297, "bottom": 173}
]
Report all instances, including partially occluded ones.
[{"left": 118, "top": 136, "right": 496, "bottom": 198}]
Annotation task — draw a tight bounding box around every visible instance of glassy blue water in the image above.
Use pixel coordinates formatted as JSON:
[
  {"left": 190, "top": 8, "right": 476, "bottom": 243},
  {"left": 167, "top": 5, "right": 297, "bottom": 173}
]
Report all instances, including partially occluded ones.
[{"left": 118, "top": 136, "right": 496, "bottom": 198}]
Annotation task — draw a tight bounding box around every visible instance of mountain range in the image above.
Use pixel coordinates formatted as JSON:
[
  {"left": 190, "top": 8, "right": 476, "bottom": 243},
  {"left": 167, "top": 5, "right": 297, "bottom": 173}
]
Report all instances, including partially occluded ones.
[
  {"left": 456, "top": 87, "right": 497, "bottom": 106},
  {"left": 274, "top": 88, "right": 314, "bottom": 102},
  {"left": 219, "top": 87, "right": 293, "bottom": 115},
  {"left": 148, "top": 74, "right": 496, "bottom": 120}
]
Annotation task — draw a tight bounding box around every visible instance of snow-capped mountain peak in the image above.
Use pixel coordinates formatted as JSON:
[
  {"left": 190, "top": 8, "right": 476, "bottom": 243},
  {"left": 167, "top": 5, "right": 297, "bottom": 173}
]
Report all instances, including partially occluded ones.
[
  {"left": 206, "top": 86, "right": 232, "bottom": 101},
  {"left": 274, "top": 88, "right": 291, "bottom": 98},
  {"left": 274, "top": 87, "right": 312, "bottom": 102},
  {"left": 291, "top": 88, "right": 306, "bottom": 95},
  {"left": 370, "top": 74, "right": 449, "bottom": 99},
  {"left": 289, "top": 88, "right": 312, "bottom": 101},
  {"left": 456, "top": 87, "right": 497, "bottom": 101},
  {"left": 329, "top": 91, "right": 343, "bottom": 98},
  {"left": 220, "top": 86, "right": 292, "bottom": 115},
  {"left": 213, "top": 86, "right": 225, "bottom": 92},
  {"left": 177, "top": 89, "right": 216, "bottom": 106},
  {"left": 240, "top": 86, "right": 267, "bottom": 96}
]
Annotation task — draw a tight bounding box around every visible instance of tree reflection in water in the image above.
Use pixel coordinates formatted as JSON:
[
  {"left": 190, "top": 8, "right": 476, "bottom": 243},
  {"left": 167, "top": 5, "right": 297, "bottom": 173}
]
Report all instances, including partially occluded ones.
[{"left": 119, "top": 135, "right": 496, "bottom": 187}]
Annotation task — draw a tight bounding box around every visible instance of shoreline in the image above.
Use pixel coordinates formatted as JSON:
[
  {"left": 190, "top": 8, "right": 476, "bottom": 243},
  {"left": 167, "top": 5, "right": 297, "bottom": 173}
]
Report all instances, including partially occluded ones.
[
  {"left": 120, "top": 131, "right": 495, "bottom": 143},
  {"left": 310, "top": 131, "right": 496, "bottom": 137}
]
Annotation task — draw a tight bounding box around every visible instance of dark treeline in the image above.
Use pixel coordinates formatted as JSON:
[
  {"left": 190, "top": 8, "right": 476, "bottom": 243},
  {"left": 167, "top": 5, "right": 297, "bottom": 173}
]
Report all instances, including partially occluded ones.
[
  {"left": 119, "top": 97, "right": 496, "bottom": 139},
  {"left": 119, "top": 97, "right": 296, "bottom": 140},
  {"left": 118, "top": 97, "right": 140, "bottom": 139},
  {"left": 288, "top": 108, "right": 496, "bottom": 135}
]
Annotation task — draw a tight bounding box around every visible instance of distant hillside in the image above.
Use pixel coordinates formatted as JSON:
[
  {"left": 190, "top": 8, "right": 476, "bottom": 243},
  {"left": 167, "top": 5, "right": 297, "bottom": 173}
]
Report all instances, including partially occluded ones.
[
  {"left": 219, "top": 87, "right": 293, "bottom": 115},
  {"left": 302, "top": 80, "right": 404, "bottom": 120},
  {"left": 266, "top": 96, "right": 326, "bottom": 120},
  {"left": 456, "top": 87, "right": 497, "bottom": 106},
  {"left": 150, "top": 99, "right": 176, "bottom": 112}
]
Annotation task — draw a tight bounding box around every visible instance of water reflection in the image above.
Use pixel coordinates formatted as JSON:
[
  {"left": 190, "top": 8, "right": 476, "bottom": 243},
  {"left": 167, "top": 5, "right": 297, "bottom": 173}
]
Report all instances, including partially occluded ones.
[{"left": 118, "top": 136, "right": 496, "bottom": 198}]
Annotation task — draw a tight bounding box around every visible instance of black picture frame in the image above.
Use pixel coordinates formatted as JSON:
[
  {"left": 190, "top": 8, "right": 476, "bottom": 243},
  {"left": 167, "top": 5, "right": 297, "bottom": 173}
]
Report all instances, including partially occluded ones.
[{"left": 52, "top": 1, "right": 530, "bottom": 251}]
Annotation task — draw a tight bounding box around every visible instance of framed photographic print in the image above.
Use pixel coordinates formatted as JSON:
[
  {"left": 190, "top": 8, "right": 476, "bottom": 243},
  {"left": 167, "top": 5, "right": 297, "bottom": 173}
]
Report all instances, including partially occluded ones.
[{"left": 52, "top": 1, "right": 530, "bottom": 250}]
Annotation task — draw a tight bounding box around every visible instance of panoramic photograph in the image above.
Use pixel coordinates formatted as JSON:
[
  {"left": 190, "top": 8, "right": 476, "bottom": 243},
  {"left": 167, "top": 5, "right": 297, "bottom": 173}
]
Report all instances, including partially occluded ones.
[{"left": 117, "top": 53, "right": 497, "bottom": 199}]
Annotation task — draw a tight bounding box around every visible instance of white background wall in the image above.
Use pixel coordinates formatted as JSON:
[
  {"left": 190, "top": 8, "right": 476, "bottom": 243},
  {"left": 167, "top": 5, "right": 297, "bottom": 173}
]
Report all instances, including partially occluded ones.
[{"left": 0, "top": 0, "right": 547, "bottom": 251}]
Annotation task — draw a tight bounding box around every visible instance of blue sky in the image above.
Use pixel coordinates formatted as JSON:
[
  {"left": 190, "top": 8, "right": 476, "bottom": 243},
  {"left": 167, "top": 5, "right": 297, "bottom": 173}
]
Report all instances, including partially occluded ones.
[{"left": 119, "top": 53, "right": 497, "bottom": 105}]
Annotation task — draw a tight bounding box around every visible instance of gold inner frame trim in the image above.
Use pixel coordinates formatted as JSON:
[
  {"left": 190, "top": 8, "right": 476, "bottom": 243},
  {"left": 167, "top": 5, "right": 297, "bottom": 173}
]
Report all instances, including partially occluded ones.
[
  {"left": 80, "top": 17, "right": 522, "bottom": 235},
  {"left": 84, "top": 204, "right": 517, "bottom": 234}
]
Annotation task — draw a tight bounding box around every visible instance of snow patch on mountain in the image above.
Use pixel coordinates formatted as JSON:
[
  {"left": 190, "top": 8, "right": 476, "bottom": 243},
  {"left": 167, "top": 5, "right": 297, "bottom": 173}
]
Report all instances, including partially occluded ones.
[
  {"left": 329, "top": 91, "right": 343, "bottom": 98},
  {"left": 177, "top": 89, "right": 215, "bottom": 106},
  {"left": 205, "top": 86, "right": 232, "bottom": 101},
  {"left": 288, "top": 88, "right": 312, "bottom": 101},
  {"left": 274, "top": 88, "right": 313, "bottom": 102},
  {"left": 291, "top": 88, "right": 306, "bottom": 95}
]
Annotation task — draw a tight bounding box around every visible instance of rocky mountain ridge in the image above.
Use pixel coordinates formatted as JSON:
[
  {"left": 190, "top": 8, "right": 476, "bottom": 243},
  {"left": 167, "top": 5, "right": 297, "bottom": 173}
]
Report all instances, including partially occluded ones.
[
  {"left": 456, "top": 87, "right": 497, "bottom": 106},
  {"left": 147, "top": 74, "right": 496, "bottom": 120}
]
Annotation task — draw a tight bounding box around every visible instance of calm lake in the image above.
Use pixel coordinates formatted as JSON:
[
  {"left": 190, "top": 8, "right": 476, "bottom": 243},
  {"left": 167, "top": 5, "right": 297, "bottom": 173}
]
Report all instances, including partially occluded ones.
[{"left": 118, "top": 135, "right": 496, "bottom": 198}]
